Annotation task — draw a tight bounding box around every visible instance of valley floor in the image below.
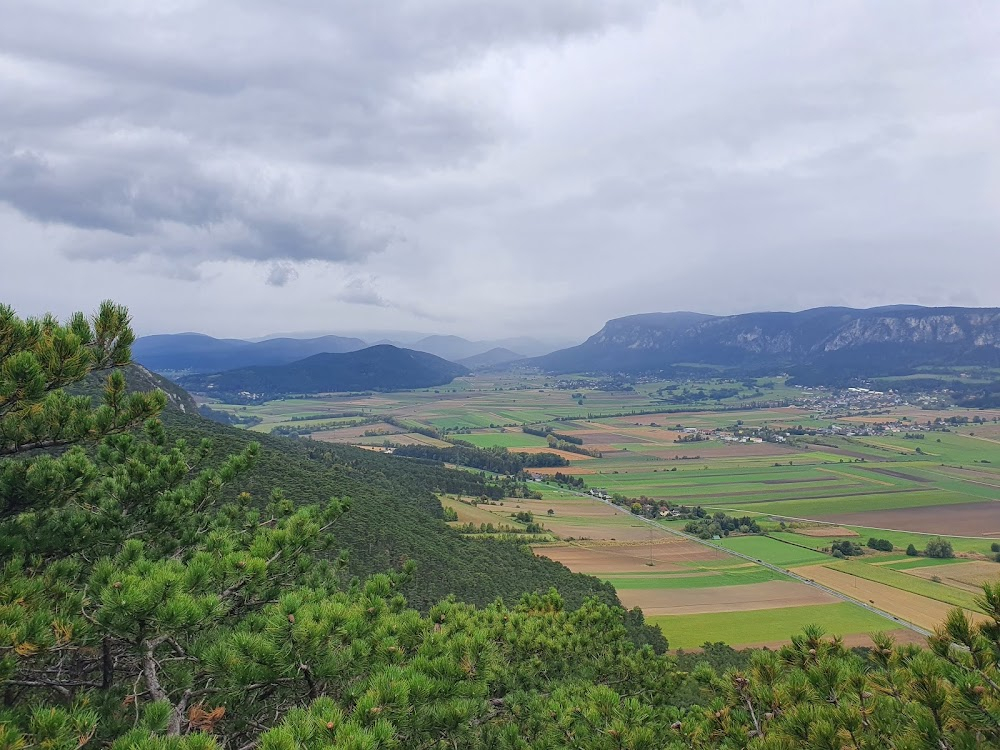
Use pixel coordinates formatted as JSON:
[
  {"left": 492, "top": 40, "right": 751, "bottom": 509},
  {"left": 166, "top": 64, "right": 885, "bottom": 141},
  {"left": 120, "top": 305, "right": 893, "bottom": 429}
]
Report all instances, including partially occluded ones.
[{"left": 202, "top": 373, "right": 1000, "bottom": 649}]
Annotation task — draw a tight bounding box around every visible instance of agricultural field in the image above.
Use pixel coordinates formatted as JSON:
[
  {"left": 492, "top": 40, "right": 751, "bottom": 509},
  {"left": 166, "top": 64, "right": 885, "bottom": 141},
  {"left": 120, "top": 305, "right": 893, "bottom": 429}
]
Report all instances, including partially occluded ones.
[
  {"left": 200, "top": 372, "right": 1000, "bottom": 649},
  {"left": 648, "top": 604, "right": 922, "bottom": 651}
]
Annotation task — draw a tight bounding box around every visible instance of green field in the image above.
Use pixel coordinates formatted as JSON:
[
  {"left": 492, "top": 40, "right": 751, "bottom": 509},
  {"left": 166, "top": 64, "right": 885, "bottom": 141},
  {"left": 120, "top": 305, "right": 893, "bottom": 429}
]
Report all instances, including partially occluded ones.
[
  {"left": 771, "top": 527, "right": 995, "bottom": 556},
  {"left": 457, "top": 431, "right": 550, "bottom": 448},
  {"left": 649, "top": 603, "right": 895, "bottom": 649},
  {"left": 715, "top": 536, "right": 832, "bottom": 567}
]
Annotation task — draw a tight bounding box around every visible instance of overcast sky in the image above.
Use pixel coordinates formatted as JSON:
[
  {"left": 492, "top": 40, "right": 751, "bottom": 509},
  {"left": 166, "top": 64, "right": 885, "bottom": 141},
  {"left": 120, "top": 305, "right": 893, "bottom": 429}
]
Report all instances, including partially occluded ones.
[{"left": 2, "top": 1, "right": 998, "bottom": 342}]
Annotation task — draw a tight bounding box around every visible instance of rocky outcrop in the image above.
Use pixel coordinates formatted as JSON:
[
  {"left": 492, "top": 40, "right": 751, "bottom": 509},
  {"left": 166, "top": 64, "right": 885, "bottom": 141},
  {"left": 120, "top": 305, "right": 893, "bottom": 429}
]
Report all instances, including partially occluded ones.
[{"left": 532, "top": 306, "right": 1000, "bottom": 377}]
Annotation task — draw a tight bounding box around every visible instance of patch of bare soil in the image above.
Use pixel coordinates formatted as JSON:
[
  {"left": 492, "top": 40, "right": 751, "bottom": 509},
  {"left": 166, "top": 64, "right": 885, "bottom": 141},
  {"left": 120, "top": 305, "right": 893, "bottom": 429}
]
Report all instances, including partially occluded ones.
[
  {"left": 624, "top": 580, "right": 838, "bottom": 616},
  {"left": 531, "top": 539, "right": 727, "bottom": 574},
  {"left": 821, "top": 502, "right": 1000, "bottom": 537},
  {"left": 793, "top": 526, "right": 860, "bottom": 538}
]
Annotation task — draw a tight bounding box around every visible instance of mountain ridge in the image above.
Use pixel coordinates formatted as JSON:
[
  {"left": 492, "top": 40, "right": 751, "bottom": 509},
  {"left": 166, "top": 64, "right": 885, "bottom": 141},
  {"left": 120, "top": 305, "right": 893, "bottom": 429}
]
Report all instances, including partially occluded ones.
[
  {"left": 135, "top": 331, "right": 559, "bottom": 374},
  {"left": 133, "top": 332, "right": 367, "bottom": 374},
  {"left": 531, "top": 305, "right": 1000, "bottom": 380},
  {"left": 457, "top": 347, "right": 525, "bottom": 370},
  {"left": 179, "top": 344, "right": 469, "bottom": 399}
]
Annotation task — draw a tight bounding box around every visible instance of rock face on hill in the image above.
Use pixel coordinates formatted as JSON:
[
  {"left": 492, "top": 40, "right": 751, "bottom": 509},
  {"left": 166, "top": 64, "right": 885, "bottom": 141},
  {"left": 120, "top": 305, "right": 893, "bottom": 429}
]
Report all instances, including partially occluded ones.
[
  {"left": 532, "top": 306, "right": 1000, "bottom": 380},
  {"left": 75, "top": 364, "right": 200, "bottom": 414},
  {"left": 179, "top": 345, "right": 469, "bottom": 399}
]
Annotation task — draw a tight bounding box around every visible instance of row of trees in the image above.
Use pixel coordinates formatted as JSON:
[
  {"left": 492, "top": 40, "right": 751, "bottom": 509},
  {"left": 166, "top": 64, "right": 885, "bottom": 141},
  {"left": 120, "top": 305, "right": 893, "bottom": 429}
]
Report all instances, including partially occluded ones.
[
  {"left": 522, "top": 425, "right": 584, "bottom": 445},
  {"left": 683, "top": 512, "right": 761, "bottom": 539}
]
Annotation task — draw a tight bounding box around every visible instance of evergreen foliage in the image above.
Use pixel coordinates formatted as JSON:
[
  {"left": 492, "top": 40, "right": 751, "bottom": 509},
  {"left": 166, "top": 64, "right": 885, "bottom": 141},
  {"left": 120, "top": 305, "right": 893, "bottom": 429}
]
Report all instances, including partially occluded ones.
[
  {"left": 867, "top": 537, "right": 894, "bottom": 552},
  {"left": 684, "top": 512, "right": 760, "bottom": 539},
  {"left": 178, "top": 345, "right": 467, "bottom": 399},
  {"left": 925, "top": 537, "right": 956, "bottom": 559},
  {"left": 830, "top": 539, "right": 865, "bottom": 557}
]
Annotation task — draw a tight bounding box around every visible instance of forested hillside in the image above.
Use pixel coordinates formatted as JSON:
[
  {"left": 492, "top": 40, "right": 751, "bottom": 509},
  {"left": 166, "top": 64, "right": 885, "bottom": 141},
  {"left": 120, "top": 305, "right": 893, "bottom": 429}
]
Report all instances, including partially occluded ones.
[
  {"left": 6, "top": 301, "right": 1000, "bottom": 750},
  {"left": 158, "top": 410, "right": 625, "bottom": 616},
  {"left": 179, "top": 344, "right": 468, "bottom": 400}
]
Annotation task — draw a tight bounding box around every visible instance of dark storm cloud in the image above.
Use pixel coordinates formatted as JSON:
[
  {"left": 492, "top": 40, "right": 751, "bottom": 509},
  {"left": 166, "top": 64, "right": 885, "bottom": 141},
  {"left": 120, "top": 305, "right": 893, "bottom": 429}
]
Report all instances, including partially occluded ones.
[{"left": 0, "top": 0, "right": 651, "bottom": 275}]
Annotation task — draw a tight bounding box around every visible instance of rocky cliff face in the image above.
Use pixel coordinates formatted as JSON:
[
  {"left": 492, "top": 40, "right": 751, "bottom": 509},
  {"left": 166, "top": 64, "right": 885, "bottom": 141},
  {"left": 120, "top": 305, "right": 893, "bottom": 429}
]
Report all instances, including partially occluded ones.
[
  {"left": 533, "top": 307, "right": 1000, "bottom": 376},
  {"left": 823, "top": 312, "right": 1000, "bottom": 351}
]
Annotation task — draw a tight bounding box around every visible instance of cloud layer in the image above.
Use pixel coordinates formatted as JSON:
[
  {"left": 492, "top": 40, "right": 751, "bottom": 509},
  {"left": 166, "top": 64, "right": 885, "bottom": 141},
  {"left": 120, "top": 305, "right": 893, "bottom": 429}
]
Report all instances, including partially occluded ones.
[{"left": 2, "top": 1, "right": 998, "bottom": 340}]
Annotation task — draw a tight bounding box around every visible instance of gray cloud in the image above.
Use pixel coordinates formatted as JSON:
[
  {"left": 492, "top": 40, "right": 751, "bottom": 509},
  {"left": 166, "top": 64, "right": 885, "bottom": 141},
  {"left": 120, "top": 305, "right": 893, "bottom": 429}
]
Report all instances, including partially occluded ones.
[
  {"left": 2, "top": 1, "right": 999, "bottom": 341},
  {"left": 0, "top": 0, "right": 649, "bottom": 275},
  {"left": 335, "top": 277, "right": 390, "bottom": 308},
  {"left": 265, "top": 262, "right": 298, "bottom": 287}
]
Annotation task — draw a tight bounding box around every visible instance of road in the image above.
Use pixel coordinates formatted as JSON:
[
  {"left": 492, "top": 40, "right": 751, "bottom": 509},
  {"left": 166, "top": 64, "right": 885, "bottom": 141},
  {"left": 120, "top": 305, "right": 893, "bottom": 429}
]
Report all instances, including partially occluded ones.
[{"left": 553, "top": 485, "right": 933, "bottom": 638}]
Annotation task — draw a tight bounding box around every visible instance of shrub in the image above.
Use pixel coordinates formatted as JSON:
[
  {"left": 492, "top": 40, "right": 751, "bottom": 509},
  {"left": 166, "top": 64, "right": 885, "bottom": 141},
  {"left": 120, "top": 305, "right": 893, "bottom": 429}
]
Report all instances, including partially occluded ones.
[
  {"left": 866, "top": 537, "right": 893, "bottom": 552},
  {"left": 830, "top": 539, "right": 864, "bottom": 557},
  {"left": 925, "top": 537, "right": 955, "bottom": 559}
]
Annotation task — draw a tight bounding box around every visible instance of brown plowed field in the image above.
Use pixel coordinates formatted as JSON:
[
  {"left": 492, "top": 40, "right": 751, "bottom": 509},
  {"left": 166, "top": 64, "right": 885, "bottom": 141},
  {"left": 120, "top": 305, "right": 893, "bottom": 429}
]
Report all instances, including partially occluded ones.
[
  {"left": 908, "top": 561, "right": 1000, "bottom": 593},
  {"left": 516, "top": 447, "right": 596, "bottom": 460},
  {"left": 558, "top": 431, "right": 653, "bottom": 444},
  {"left": 619, "top": 580, "right": 838, "bottom": 617},
  {"left": 793, "top": 526, "right": 860, "bottom": 538},
  {"left": 796, "top": 564, "right": 987, "bottom": 631},
  {"left": 532, "top": 539, "right": 728, "bottom": 574},
  {"left": 821, "top": 502, "right": 1000, "bottom": 537},
  {"left": 864, "top": 467, "right": 931, "bottom": 483}
]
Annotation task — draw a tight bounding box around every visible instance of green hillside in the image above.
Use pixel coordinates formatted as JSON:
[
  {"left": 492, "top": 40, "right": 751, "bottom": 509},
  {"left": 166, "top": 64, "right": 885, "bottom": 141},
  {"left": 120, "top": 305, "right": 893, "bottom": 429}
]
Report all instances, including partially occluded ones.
[{"left": 180, "top": 344, "right": 468, "bottom": 400}]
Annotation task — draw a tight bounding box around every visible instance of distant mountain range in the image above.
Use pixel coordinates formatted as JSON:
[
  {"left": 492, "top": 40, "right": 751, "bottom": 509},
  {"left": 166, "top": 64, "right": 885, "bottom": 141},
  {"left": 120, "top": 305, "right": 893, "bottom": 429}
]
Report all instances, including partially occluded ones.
[
  {"left": 132, "top": 333, "right": 367, "bottom": 374},
  {"left": 531, "top": 306, "right": 1000, "bottom": 382},
  {"left": 134, "top": 332, "right": 554, "bottom": 374},
  {"left": 457, "top": 347, "right": 525, "bottom": 370},
  {"left": 179, "top": 345, "right": 469, "bottom": 398}
]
